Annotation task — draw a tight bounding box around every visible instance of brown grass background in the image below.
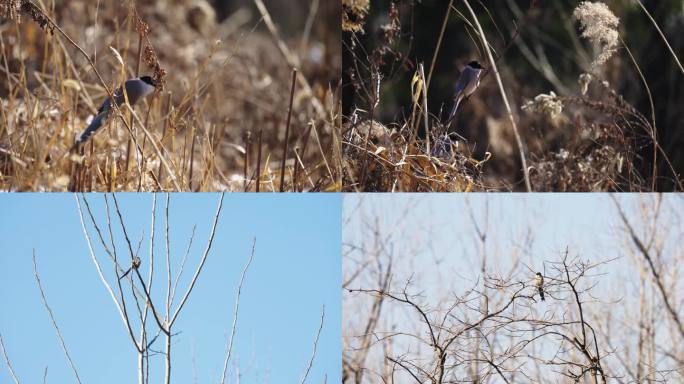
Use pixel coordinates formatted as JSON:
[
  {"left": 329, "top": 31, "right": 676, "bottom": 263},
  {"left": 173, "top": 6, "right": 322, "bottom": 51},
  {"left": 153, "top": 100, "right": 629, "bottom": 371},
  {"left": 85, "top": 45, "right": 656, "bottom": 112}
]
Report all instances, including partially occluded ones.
[{"left": 0, "top": 0, "right": 341, "bottom": 191}]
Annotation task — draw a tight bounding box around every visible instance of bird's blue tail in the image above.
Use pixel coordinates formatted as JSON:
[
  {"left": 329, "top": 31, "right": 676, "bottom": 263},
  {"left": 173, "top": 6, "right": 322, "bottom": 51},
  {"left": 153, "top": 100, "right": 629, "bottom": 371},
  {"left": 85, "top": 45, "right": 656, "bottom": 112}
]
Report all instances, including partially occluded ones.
[{"left": 76, "top": 112, "right": 108, "bottom": 144}]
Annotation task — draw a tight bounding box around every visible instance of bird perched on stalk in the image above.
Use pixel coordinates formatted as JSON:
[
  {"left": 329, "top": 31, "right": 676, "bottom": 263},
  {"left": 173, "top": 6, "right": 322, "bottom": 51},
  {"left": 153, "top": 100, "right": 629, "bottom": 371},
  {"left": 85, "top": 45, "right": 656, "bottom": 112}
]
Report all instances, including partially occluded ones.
[
  {"left": 70, "top": 76, "right": 157, "bottom": 151},
  {"left": 535, "top": 272, "right": 545, "bottom": 301},
  {"left": 445, "top": 61, "right": 483, "bottom": 128}
]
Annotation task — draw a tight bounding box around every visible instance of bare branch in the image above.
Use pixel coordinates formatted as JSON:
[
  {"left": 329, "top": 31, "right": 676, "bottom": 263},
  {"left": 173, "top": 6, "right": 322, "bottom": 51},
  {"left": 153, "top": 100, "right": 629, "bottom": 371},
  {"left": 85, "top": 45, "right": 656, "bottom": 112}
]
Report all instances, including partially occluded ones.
[
  {"left": 32, "top": 250, "right": 82, "bottom": 384},
  {"left": 301, "top": 305, "right": 326, "bottom": 384},
  {"left": 220, "top": 238, "right": 257, "bottom": 384},
  {"left": 0, "top": 333, "right": 20, "bottom": 384},
  {"left": 611, "top": 196, "right": 684, "bottom": 340}
]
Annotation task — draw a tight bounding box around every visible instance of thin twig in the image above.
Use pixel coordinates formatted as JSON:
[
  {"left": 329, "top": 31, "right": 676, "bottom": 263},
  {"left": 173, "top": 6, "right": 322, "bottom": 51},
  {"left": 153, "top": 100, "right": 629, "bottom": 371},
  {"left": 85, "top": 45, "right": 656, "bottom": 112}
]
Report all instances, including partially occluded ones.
[
  {"left": 74, "top": 194, "right": 141, "bottom": 349},
  {"left": 280, "top": 68, "right": 298, "bottom": 192},
  {"left": 111, "top": 195, "right": 168, "bottom": 334},
  {"left": 300, "top": 305, "right": 325, "bottom": 384},
  {"left": 635, "top": 0, "right": 684, "bottom": 76},
  {"left": 32, "top": 250, "right": 82, "bottom": 384},
  {"left": 0, "top": 333, "right": 20, "bottom": 384},
  {"left": 170, "top": 225, "right": 197, "bottom": 308},
  {"left": 612, "top": 196, "right": 684, "bottom": 339},
  {"left": 426, "top": 0, "right": 455, "bottom": 91},
  {"left": 220, "top": 238, "right": 257, "bottom": 384},
  {"left": 620, "top": 38, "right": 657, "bottom": 191}
]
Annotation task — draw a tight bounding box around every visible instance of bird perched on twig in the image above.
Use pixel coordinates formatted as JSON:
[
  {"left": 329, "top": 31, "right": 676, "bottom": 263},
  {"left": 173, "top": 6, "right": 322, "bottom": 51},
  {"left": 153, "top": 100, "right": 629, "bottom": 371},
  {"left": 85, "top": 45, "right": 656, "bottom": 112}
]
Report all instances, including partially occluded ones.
[
  {"left": 120, "top": 256, "right": 142, "bottom": 280},
  {"left": 535, "top": 272, "right": 545, "bottom": 301}
]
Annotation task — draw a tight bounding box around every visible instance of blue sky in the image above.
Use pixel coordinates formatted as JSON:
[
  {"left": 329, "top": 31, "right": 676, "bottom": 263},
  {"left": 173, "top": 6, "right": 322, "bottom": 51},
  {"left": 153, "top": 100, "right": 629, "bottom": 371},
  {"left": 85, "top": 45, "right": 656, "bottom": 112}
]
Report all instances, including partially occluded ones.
[{"left": 0, "top": 193, "right": 341, "bottom": 384}]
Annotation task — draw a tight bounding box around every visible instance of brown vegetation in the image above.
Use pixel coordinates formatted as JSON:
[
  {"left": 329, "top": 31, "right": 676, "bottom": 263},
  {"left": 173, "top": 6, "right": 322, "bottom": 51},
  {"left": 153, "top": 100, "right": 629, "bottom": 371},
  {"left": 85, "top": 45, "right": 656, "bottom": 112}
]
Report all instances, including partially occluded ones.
[
  {"left": 342, "top": 1, "right": 684, "bottom": 191},
  {"left": 0, "top": 0, "right": 340, "bottom": 191}
]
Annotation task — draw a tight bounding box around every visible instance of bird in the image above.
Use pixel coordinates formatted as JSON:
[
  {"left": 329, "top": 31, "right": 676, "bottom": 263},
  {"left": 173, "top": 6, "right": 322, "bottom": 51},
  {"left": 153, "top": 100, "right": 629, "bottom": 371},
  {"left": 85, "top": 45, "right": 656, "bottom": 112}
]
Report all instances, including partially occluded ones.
[
  {"left": 71, "top": 76, "right": 157, "bottom": 150},
  {"left": 535, "top": 272, "right": 545, "bottom": 301},
  {"left": 119, "top": 256, "right": 142, "bottom": 280},
  {"left": 445, "top": 61, "right": 483, "bottom": 128}
]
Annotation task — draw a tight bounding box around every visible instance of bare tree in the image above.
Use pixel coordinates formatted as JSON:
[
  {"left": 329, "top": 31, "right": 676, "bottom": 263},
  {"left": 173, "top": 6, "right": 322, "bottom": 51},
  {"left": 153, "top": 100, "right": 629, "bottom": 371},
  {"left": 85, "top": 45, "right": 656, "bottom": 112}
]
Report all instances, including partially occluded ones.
[
  {"left": 2, "top": 193, "right": 329, "bottom": 383},
  {"left": 344, "top": 195, "right": 684, "bottom": 383},
  {"left": 605, "top": 194, "right": 684, "bottom": 383}
]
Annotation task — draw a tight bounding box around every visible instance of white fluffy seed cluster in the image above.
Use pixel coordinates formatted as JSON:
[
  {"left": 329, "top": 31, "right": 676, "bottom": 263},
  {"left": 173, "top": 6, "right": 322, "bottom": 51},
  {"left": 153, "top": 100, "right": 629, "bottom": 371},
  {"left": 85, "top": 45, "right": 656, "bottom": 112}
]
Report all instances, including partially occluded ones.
[
  {"left": 521, "top": 92, "right": 564, "bottom": 118},
  {"left": 573, "top": 1, "right": 620, "bottom": 69}
]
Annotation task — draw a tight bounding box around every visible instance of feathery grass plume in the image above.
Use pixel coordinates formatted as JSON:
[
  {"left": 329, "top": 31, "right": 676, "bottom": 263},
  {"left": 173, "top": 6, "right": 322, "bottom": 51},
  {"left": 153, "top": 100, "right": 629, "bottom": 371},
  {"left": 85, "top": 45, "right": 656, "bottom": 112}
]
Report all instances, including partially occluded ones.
[
  {"left": 573, "top": 1, "right": 619, "bottom": 69},
  {"left": 521, "top": 92, "right": 564, "bottom": 118}
]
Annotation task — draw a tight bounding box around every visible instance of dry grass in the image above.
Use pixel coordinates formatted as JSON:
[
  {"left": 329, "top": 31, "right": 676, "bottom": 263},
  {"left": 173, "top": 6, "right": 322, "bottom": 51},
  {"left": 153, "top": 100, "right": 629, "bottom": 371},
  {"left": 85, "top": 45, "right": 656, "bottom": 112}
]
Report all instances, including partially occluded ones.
[
  {"left": 343, "top": 116, "right": 489, "bottom": 192},
  {"left": 0, "top": 0, "right": 340, "bottom": 191},
  {"left": 342, "top": 1, "right": 684, "bottom": 192}
]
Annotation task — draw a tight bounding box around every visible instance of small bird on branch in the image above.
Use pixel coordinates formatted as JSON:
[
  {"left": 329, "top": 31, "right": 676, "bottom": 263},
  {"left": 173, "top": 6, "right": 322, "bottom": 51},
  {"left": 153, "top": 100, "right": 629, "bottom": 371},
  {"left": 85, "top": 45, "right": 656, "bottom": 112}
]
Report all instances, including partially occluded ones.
[
  {"left": 120, "top": 256, "right": 142, "bottom": 280},
  {"left": 535, "top": 272, "right": 545, "bottom": 301}
]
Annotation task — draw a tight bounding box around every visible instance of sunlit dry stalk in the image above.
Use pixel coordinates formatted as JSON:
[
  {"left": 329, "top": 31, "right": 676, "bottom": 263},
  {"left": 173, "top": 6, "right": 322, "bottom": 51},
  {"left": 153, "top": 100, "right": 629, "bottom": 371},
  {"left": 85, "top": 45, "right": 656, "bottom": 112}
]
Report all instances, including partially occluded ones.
[
  {"left": 280, "top": 68, "right": 298, "bottom": 192},
  {"left": 256, "top": 129, "right": 263, "bottom": 192}
]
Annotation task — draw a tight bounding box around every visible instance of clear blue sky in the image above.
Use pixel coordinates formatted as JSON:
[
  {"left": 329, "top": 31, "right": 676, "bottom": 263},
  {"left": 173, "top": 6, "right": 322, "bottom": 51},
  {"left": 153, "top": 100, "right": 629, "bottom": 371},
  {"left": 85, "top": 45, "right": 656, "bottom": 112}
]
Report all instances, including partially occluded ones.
[{"left": 0, "top": 193, "right": 341, "bottom": 384}]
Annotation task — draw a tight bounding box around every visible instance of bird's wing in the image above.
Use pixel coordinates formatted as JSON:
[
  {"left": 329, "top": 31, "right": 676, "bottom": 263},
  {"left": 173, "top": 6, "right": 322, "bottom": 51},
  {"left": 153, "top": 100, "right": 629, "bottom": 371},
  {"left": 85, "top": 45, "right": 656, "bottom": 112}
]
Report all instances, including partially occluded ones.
[
  {"left": 96, "top": 96, "right": 110, "bottom": 114},
  {"left": 445, "top": 71, "right": 469, "bottom": 126},
  {"left": 97, "top": 80, "right": 143, "bottom": 114},
  {"left": 453, "top": 67, "right": 469, "bottom": 95}
]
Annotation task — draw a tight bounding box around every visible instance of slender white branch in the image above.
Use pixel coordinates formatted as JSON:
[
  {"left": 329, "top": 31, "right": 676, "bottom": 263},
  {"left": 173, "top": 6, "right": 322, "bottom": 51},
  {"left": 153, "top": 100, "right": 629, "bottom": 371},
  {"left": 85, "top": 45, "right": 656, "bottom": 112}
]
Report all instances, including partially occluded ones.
[
  {"left": 74, "top": 195, "right": 137, "bottom": 341},
  {"left": 170, "top": 225, "right": 197, "bottom": 308},
  {"left": 165, "top": 193, "right": 172, "bottom": 320},
  {"left": 148, "top": 194, "right": 157, "bottom": 294},
  {"left": 32, "top": 250, "right": 82, "bottom": 384},
  {"left": 220, "top": 238, "right": 257, "bottom": 384},
  {"left": 0, "top": 333, "right": 20, "bottom": 384}
]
